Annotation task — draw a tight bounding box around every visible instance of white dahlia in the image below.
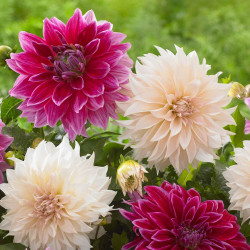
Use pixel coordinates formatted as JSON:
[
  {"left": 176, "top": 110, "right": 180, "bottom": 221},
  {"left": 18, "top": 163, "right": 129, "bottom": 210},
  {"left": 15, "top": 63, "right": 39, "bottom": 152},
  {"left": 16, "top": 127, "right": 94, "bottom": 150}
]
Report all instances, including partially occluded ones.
[
  {"left": 0, "top": 137, "right": 116, "bottom": 250},
  {"left": 223, "top": 141, "right": 250, "bottom": 224},
  {"left": 118, "top": 46, "right": 235, "bottom": 173}
]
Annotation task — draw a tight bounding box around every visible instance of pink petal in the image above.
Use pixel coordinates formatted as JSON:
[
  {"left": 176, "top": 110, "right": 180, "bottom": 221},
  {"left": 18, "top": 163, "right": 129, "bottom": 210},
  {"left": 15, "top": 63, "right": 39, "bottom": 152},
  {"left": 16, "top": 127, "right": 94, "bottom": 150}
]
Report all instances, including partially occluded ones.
[
  {"left": 72, "top": 91, "right": 88, "bottom": 113},
  {"left": 95, "top": 31, "right": 112, "bottom": 55},
  {"left": 110, "top": 32, "right": 127, "bottom": 45},
  {"left": 6, "top": 59, "right": 27, "bottom": 75},
  {"left": 78, "top": 22, "right": 97, "bottom": 46},
  {"left": 83, "top": 78, "right": 104, "bottom": 97},
  {"left": 110, "top": 64, "right": 130, "bottom": 83},
  {"left": 86, "top": 95, "right": 104, "bottom": 111},
  {"left": 45, "top": 99, "right": 69, "bottom": 127},
  {"left": 98, "top": 51, "right": 123, "bottom": 67},
  {"left": 70, "top": 77, "right": 84, "bottom": 90},
  {"left": 34, "top": 109, "right": 48, "bottom": 127},
  {"left": 86, "top": 60, "right": 110, "bottom": 79},
  {"left": 97, "top": 22, "right": 112, "bottom": 33},
  {"left": 50, "top": 17, "right": 66, "bottom": 33},
  {"left": 32, "top": 42, "right": 53, "bottom": 57},
  {"left": 19, "top": 31, "right": 46, "bottom": 53},
  {"left": 52, "top": 82, "right": 73, "bottom": 106},
  {"left": 28, "top": 80, "right": 56, "bottom": 105},
  {"left": 10, "top": 75, "right": 38, "bottom": 99},
  {"left": 43, "top": 18, "right": 62, "bottom": 46},
  {"left": 110, "top": 42, "right": 131, "bottom": 53},
  {"left": 88, "top": 108, "right": 109, "bottom": 129},
  {"left": 65, "top": 8, "right": 86, "bottom": 44},
  {"left": 29, "top": 72, "right": 53, "bottom": 82},
  {"left": 83, "top": 10, "right": 97, "bottom": 24},
  {"left": 84, "top": 39, "right": 100, "bottom": 57}
]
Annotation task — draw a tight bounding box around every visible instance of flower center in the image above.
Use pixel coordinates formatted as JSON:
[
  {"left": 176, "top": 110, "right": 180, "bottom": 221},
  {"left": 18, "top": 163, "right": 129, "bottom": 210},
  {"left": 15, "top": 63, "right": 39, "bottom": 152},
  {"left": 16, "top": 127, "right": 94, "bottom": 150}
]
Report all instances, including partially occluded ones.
[
  {"left": 125, "top": 175, "right": 136, "bottom": 189},
  {"left": 178, "top": 226, "right": 206, "bottom": 249},
  {"left": 32, "top": 193, "right": 63, "bottom": 220},
  {"left": 172, "top": 96, "right": 196, "bottom": 117},
  {"left": 47, "top": 44, "right": 86, "bottom": 82}
]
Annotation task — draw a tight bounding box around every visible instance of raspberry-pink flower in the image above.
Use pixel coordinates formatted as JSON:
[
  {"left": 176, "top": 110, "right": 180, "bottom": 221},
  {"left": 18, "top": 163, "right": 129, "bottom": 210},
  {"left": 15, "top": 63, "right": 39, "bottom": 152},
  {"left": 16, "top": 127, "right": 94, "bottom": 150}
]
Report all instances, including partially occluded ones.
[
  {"left": 120, "top": 181, "right": 250, "bottom": 250},
  {"left": 8, "top": 9, "right": 132, "bottom": 141},
  {"left": 0, "top": 120, "right": 13, "bottom": 183}
]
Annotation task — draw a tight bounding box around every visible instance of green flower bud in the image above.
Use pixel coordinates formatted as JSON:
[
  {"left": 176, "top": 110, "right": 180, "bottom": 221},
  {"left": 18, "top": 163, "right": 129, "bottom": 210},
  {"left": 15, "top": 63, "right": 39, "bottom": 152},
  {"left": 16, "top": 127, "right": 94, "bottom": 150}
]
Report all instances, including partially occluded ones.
[
  {"left": 0, "top": 46, "right": 12, "bottom": 67},
  {"left": 4, "top": 151, "right": 15, "bottom": 167},
  {"left": 32, "top": 137, "right": 43, "bottom": 149}
]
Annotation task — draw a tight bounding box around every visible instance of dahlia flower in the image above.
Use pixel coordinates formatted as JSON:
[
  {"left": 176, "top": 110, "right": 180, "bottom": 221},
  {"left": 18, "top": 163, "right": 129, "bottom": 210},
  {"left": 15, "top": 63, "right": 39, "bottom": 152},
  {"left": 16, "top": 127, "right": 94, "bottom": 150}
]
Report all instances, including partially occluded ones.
[
  {"left": 118, "top": 46, "right": 235, "bottom": 173},
  {"left": 0, "top": 120, "right": 13, "bottom": 183},
  {"left": 223, "top": 140, "right": 250, "bottom": 224},
  {"left": 0, "top": 137, "right": 116, "bottom": 250},
  {"left": 120, "top": 181, "right": 250, "bottom": 250},
  {"left": 116, "top": 159, "right": 148, "bottom": 196},
  {"left": 8, "top": 9, "right": 132, "bottom": 141}
]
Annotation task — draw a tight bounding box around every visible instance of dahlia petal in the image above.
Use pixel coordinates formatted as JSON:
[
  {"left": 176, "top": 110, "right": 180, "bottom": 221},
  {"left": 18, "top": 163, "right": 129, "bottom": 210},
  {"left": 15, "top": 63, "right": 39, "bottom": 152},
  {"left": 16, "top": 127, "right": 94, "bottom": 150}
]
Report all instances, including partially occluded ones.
[
  {"left": 183, "top": 196, "right": 200, "bottom": 216},
  {"left": 62, "top": 108, "right": 88, "bottom": 141},
  {"left": 0, "top": 135, "right": 13, "bottom": 151},
  {"left": 151, "top": 229, "right": 175, "bottom": 243},
  {"left": 19, "top": 31, "right": 46, "bottom": 53},
  {"left": 98, "top": 51, "right": 123, "bottom": 67},
  {"left": 45, "top": 100, "right": 69, "bottom": 127},
  {"left": 97, "top": 22, "right": 112, "bottom": 33},
  {"left": 149, "top": 212, "right": 175, "bottom": 230},
  {"left": 50, "top": 17, "right": 66, "bottom": 33},
  {"left": 72, "top": 91, "right": 88, "bottom": 113},
  {"left": 95, "top": 31, "right": 112, "bottom": 55},
  {"left": 111, "top": 64, "right": 131, "bottom": 83},
  {"left": 133, "top": 218, "right": 155, "bottom": 230},
  {"left": 135, "top": 240, "right": 149, "bottom": 250},
  {"left": 122, "top": 237, "right": 144, "bottom": 250},
  {"left": 6, "top": 59, "right": 28, "bottom": 75},
  {"left": 66, "top": 8, "right": 86, "bottom": 44},
  {"left": 43, "top": 18, "right": 62, "bottom": 45},
  {"left": 105, "top": 103, "right": 119, "bottom": 120},
  {"left": 192, "top": 202, "right": 207, "bottom": 224},
  {"left": 10, "top": 75, "right": 38, "bottom": 99},
  {"left": 171, "top": 194, "right": 184, "bottom": 223},
  {"left": 32, "top": 42, "right": 53, "bottom": 57},
  {"left": 34, "top": 109, "right": 48, "bottom": 127},
  {"left": 70, "top": 77, "right": 84, "bottom": 90},
  {"left": 52, "top": 82, "right": 73, "bottom": 106},
  {"left": 140, "top": 229, "right": 157, "bottom": 241},
  {"left": 86, "top": 96, "right": 104, "bottom": 111},
  {"left": 28, "top": 80, "right": 56, "bottom": 105},
  {"left": 11, "top": 52, "right": 48, "bottom": 74},
  {"left": 119, "top": 209, "right": 140, "bottom": 221},
  {"left": 88, "top": 108, "right": 108, "bottom": 129},
  {"left": 86, "top": 60, "right": 110, "bottom": 79},
  {"left": 83, "top": 10, "right": 97, "bottom": 24},
  {"left": 103, "top": 74, "right": 119, "bottom": 92},
  {"left": 147, "top": 240, "right": 172, "bottom": 250},
  {"left": 84, "top": 39, "right": 100, "bottom": 57},
  {"left": 184, "top": 206, "right": 196, "bottom": 222},
  {"left": 110, "top": 42, "right": 131, "bottom": 54},
  {"left": 104, "top": 92, "right": 129, "bottom": 102},
  {"left": 78, "top": 22, "right": 97, "bottom": 46},
  {"left": 29, "top": 72, "right": 53, "bottom": 82},
  {"left": 83, "top": 78, "right": 104, "bottom": 97},
  {"left": 110, "top": 32, "right": 127, "bottom": 44}
]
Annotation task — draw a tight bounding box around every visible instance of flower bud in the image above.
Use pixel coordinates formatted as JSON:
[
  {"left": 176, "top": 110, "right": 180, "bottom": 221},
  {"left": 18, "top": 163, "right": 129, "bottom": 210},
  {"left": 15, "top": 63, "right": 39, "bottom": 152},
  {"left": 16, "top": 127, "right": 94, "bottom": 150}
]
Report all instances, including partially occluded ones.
[
  {"left": 31, "top": 137, "right": 43, "bottom": 149},
  {"left": 116, "top": 159, "right": 148, "bottom": 196},
  {"left": 4, "top": 151, "right": 15, "bottom": 167},
  {"left": 228, "top": 82, "right": 247, "bottom": 99},
  {"left": 0, "top": 45, "right": 12, "bottom": 66},
  {"left": 245, "top": 84, "right": 250, "bottom": 98}
]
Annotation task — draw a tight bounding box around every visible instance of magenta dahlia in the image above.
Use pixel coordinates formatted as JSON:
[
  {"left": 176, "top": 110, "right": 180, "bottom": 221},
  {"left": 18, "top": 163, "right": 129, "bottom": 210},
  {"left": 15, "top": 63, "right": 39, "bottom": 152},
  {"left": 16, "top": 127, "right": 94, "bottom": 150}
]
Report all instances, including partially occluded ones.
[
  {"left": 7, "top": 9, "right": 132, "bottom": 141},
  {"left": 0, "top": 120, "right": 13, "bottom": 183},
  {"left": 120, "top": 181, "right": 250, "bottom": 250}
]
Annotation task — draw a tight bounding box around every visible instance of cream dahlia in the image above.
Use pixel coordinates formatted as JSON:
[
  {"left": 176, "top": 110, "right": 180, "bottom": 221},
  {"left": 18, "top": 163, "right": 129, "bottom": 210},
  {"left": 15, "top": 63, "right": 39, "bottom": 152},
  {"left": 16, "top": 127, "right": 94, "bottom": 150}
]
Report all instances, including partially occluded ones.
[
  {"left": 223, "top": 140, "right": 250, "bottom": 224},
  {"left": 118, "top": 46, "right": 235, "bottom": 173},
  {"left": 0, "top": 137, "right": 116, "bottom": 250}
]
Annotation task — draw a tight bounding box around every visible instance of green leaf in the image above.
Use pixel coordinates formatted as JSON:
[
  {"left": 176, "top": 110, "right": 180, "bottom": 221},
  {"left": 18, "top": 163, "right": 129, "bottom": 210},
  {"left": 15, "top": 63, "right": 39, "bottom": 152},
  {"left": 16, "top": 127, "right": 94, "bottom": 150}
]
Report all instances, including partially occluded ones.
[
  {"left": 221, "top": 74, "right": 231, "bottom": 84},
  {"left": 229, "top": 107, "right": 245, "bottom": 147},
  {"left": 0, "top": 243, "right": 26, "bottom": 250},
  {"left": 2, "top": 126, "right": 39, "bottom": 152},
  {"left": 17, "top": 117, "right": 33, "bottom": 133},
  {"left": 111, "top": 231, "right": 128, "bottom": 250},
  {"left": 238, "top": 101, "right": 250, "bottom": 120},
  {"left": 1, "top": 96, "right": 22, "bottom": 124},
  {"left": 177, "top": 165, "right": 195, "bottom": 186}
]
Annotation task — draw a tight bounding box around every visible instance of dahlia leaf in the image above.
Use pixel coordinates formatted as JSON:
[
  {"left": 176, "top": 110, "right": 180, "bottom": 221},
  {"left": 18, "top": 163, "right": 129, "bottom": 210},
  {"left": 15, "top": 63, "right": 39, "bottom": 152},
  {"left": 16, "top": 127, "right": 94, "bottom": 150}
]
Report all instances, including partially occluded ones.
[
  {"left": 177, "top": 165, "right": 195, "bottom": 187},
  {"left": 0, "top": 243, "right": 25, "bottom": 250},
  {"left": 1, "top": 96, "right": 22, "bottom": 124},
  {"left": 111, "top": 231, "right": 128, "bottom": 250},
  {"left": 17, "top": 117, "right": 33, "bottom": 133}
]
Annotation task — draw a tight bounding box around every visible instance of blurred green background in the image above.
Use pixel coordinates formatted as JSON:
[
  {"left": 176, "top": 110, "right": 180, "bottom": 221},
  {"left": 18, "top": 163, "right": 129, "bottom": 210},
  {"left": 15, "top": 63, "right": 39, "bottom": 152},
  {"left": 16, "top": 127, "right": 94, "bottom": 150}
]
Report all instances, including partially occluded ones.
[{"left": 1, "top": 0, "right": 250, "bottom": 96}]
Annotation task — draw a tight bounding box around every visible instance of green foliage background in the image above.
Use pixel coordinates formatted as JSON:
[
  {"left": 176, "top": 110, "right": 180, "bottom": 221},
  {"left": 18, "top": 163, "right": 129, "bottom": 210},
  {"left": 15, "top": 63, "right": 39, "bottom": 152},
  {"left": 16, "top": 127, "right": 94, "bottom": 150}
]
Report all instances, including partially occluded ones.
[{"left": 1, "top": 0, "right": 250, "bottom": 95}]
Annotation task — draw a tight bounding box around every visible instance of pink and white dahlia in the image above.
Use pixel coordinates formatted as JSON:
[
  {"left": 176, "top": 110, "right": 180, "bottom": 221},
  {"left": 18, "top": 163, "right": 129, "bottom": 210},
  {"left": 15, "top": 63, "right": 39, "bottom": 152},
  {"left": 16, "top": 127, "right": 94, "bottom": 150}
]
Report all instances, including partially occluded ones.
[
  {"left": 118, "top": 46, "right": 235, "bottom": 173},
  {"left": 0, "top": 120, "right": 13, "bottom": 183},
  {"left": 120, "top": 181, "right": 250, "bottom": 250},
  {"left": 8, "top": 9, "right": 132, "bottom": 141},
  {"left": 223, "top": 140, "right": 250, "bottom": 224},
  {"left": 0, "top": 137, "right": 116, "bottom": 250}
]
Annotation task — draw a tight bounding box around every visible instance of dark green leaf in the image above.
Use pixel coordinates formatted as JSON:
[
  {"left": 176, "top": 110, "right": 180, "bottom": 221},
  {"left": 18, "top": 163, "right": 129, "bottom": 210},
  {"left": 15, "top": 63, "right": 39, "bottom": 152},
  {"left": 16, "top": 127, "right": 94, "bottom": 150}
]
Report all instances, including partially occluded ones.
[
  {"left": 111, "top": 231, "right": 128, "bottom": 250},
  {"left": 1, "top": 96, "right": 22, "bottom": 124},
  {"left": 0, "top": 243, "right": 26, "bottom": 250}
]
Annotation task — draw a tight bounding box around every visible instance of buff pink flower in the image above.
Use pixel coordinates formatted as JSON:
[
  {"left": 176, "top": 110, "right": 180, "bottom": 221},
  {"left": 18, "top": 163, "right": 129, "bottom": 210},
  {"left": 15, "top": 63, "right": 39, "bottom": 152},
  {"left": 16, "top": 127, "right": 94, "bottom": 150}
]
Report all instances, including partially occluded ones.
[
  {"left": 120, "top": 181, "right": 250, "bottom": 250},
  {"left": 244, "top": 98, "right": 250, "bottom": 134},
  {"left": 8, "top": 9, "right": 132, "bottom": 141},
  {"left": 118, "top": 46, "right": 235, "bottom": 173},
  {"left": 0, "top": 120, "right": 13, "bottom": 183}
]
